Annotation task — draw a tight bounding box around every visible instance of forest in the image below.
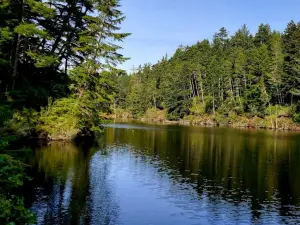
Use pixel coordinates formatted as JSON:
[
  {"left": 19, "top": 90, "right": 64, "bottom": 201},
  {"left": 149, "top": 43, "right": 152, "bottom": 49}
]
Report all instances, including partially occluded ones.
[
  {"left": 0, "top": 0, "right": 128, "bottom": 223},
  {"left": 116, "top": 22, "right": 300, "bottom": 130},
  {"left": 0, "top": 0, "right": 129, "bottom": 139}
]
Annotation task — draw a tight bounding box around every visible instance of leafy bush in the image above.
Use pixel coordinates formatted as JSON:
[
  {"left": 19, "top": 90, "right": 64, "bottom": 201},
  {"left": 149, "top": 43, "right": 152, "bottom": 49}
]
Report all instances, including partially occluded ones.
[
  {"left": 0, "top": 154, "right": 36, "bottom": 224},
  {"left": 293, "top": 102, "right": 300, "bottom": 123},
  {"left": 0, "top": 195, "right": 36, "bottom": 225},
  {"left": 0, "top": 136, "right": 17, "bottom": 151},
  {"left": 38, "top": 95, "right": 107, "bottom": 140},
  {"left": 251, "top": 116, "right": 267, "bottom": 128},
  {"left": 109, "top": 108, "right": 133, "bottom": 119},
  {"left": 142, "top": 108, "right": 166, "bottom": 121},
  {"left": 203, "top": 96, "right": 214, "bottom": 114},
  {"left": 214, "top": 111, "right": 240, "bottom": 125},
  {"left": 293, "top": 113, "right": 300, "bottom": 123},
  {"left": 0, "top": 105, "right": 13, "bottom": 127},
  {"left": 186, "top": 114, "right": 216, "bottom": 126},
  {"left": 190, "top": 97, "right": 205, "bottom": 116},
  {"left": 266, "top": 105, "right": 292, "bottom": 117},
  {"left": 6, "top": 108, "right": 39, "bottom": 137},
  {"left": 37, "top": 98, "right": 80, "bottom": 140},
  {"left": 0, "top": 155, "right": 27, "bottom": 191},
  {"left": 0, "top": 105, "right": 38, "bottom": 140},
  {"left": 166, "top": 112, "right": 180, "bottom": 121}
]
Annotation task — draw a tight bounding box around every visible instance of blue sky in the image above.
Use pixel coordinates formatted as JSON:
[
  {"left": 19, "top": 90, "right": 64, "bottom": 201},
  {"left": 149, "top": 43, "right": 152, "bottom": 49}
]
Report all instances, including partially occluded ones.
[{"left": 118, "top": 0, "right": 300, "bottom": 72}]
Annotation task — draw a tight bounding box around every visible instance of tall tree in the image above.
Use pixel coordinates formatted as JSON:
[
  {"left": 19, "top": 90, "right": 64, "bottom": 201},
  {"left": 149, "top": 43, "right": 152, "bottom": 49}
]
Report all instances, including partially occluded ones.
[{"left": 283, "top": 21, "right": 300, "bottom": 104}]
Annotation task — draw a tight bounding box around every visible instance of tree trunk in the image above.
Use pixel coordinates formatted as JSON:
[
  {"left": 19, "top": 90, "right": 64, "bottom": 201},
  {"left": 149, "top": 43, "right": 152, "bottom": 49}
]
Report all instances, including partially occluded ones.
[
  {"left": 199, "top": 73, "right": 205, "bottom": 105},
  {"left": 212, "top": 94, "right": 215, "bottom": 115},
  {"left": 12, "top": 35, "right": 21, "bottom": 90},
  {"left": 64, "top": 58, "right": 68, "bottom": 80},
  {"left": 243, "top": 74, "right": 247, "bottom": 89},
  {"left": 230, "top": 79, "right": 235, "bottom": 102},
  {"left": 193, "top": 72, "right": 199, "bottom": 97},
  {"left": 51, "top": 3, "right": 71, "bottom": 54},
  {"left": 12, "top": 0, "right": 24, "bottom": 91},
  {"left": 200, "top": 81, "right": 204, "bottom": 105},
  {"left": 190, "top": 79, "right": 194, "bottom": 98},
  {"left": 218, "top": 77, "right": 221, "bottom": 99},
  {"left": 153, "top": 95, "right": 157, "bottom": 108},
  {"left": 275, "top": 104, "right": 278, "bottom": 129}
]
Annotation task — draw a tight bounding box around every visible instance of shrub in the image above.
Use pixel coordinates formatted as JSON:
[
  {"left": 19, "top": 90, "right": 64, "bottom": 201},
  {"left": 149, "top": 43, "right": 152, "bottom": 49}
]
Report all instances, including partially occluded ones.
[
  {"left": 251, "top": 116, "right": 266, "bottom": 128},
  {"left": 0, "top": 105, "right": 13, "bottom": 127},
  {"left": 37, "top": 98, "right": 80, "bottom": 140},
  {"left": 214, "top": 111, "right": 240, "bottom": 125},
  {"left": 112, "top": 108, "right": 133, "bottom": 119},
  {"left": 6, "top": 108, "right": 39, "bottom": 137},
  {"left": 0, "top": 136, "right": 17, "bottom": 151},
  {"left": 142, "top": 108, "right": 166, "bottom": 122},
  {"left": 0, "top": 154, "right": 36, "bottom": 224},
  {"left": 293, "top": 113, "right": 300, "bottom": 123},
  {"left": 293, "top": 102, "right": 300, "bottom": 123},
  {"left": 266, "top": 105, "right": 292, "bottom": 117},
  {"left": 217, "top": 97, "right": 244, "bottom": 116},
  {"left": 190, "top": 97, "right": 205, "bottom": 116},
  {"left": 0, "top": 106, "right": 38, "bottom": 142}
]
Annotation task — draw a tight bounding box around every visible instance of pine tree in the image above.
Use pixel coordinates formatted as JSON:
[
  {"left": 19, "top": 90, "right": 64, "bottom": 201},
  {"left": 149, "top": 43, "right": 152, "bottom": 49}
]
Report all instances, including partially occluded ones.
[
  {"left": 66, "top": 0, "right": 130, "bottom": 131},
  {"left": 117, "top": 22, "right": 300, "bottom": 124},
  {"left": 283, "top": 21, "right": 300, "bottom": 104},
  {"left": 254, "top": 24, "right": 272, "bottom": 47},
  {"left": 268, "top": 31, "right": 284, "bottom": 104}
]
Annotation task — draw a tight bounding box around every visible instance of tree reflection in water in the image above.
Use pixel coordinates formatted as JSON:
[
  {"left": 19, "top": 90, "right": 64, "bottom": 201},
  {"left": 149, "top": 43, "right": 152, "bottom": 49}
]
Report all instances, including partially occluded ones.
[
  {"left": 26, "top": 123, "right": 300, "bottom": 225},
  {"left": 29, "top": 139, "right": 119, "bottom": 225}
]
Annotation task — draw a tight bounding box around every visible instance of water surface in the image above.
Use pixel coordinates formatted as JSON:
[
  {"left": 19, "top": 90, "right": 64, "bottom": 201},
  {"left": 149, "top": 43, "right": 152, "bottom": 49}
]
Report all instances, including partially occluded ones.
[{"left": 25, "top": 122, "right": 300, "bottom": 224}]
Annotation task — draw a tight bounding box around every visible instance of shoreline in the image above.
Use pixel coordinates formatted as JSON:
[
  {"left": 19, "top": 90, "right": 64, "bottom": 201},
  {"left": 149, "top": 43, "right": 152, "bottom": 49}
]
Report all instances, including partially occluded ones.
[{"left": 104, "top": 114, "right": 300, "bottom": 132}]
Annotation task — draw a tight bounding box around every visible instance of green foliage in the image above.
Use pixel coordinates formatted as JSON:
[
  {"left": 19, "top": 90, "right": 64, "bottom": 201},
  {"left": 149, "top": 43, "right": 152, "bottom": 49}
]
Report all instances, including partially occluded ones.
[
  {"left": 0, "top": 195, "right": 36, "bottom": 225},
  {"left": 244, "top": 80, "right": 270, "bottom": 116},
  {"left": 113, "top": 108, "right": 133, "bottom": 119},
  {"left": 0, "top": 154, "right": 27, "bottom": 191},
  {"left": 26, "top": 0, "right": 56, "bottom": 19},
  {"left": 115, "top": 73, "right": 131, "bottom": 109},
  {"left": 0, "top": 154, "right": 36, "bottom": 224},
  {"left": 14, "top": 23, "right": 49, "bottom": 38},
  {"left": 143, "top": 108, "right": 166, "bottom": 122},
  {"left": 0, "top": 0, "right": 129, "bottom": 137},
  {"left": 283, "top": 21, "right": 300, "bottom": 102},
  {"left": 293, "top": 102, "right": 300, "bottom": 123},
  {"left": 26, "top": 51, "right": 58, "bottom": 68},
  {"left": 190, "top": 97, "right": 205, "bottom": 116},
  {"left": 119, "top": 22, "right": 300, "bottom": 128},
  {"left": 266, "top": 105, "right": 292, "bottom": 117},
  {"left": 37, "top": 94, "right": 109, "bottom": 139},
  {"left": 37, "top": 98, "right": 80, "bottom": 140},
  {"left": 0, "top": 136, "right": 17, "bottom": 151},
  {"left": 0, "top": 105, "right": 13, "bottom": 126},
  {"left": 2, "top": 108, "right": 39, "bottom": 137},
  {"left": 0, "top": 27, "right": 13, "bottom": 43},
  {"left": 293, "top": 113, "right": 300, "bottom": 123},
  {"left": 0, "top": 0, "right": 130, "bottom": 223}
]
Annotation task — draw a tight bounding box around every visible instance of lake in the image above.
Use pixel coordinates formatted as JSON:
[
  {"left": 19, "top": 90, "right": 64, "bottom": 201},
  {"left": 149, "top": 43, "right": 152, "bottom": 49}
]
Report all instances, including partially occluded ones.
[{"left": 24, "top": 122, "right": 300, "bottom": 224}]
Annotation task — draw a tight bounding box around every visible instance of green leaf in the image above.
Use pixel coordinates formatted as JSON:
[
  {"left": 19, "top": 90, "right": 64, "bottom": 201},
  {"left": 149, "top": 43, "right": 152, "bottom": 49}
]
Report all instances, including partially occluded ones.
[{"left": 14, "top": 23, "right": 50, "bottom": 39}]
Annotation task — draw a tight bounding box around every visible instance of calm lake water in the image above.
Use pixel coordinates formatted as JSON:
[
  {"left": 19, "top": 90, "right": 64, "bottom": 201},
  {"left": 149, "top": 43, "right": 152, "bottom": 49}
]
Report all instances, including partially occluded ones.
[{"left": 24, "top": 122, "right": 300, "bottom": 225}]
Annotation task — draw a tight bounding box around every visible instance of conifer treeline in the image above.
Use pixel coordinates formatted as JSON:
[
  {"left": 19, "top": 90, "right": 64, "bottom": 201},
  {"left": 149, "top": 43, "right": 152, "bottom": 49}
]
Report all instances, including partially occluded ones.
[{"left": 117, "top": 22, "right": 300, "bottom": 121}]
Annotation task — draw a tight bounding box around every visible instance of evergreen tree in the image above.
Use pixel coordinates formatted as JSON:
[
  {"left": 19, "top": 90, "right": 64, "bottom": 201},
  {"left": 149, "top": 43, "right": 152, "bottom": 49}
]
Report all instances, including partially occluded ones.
[
  {"left": 283, "top": 21, "right": 300, "bottom": 104},
  {"left": 0, "top": 0, "right": 130, "bottom": 137},
  {"left": 268, "top": 31, "right": 284, "bottom": 104},
  {"left": 119, "top": 22, "right": 300, "bottom": 123}
]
